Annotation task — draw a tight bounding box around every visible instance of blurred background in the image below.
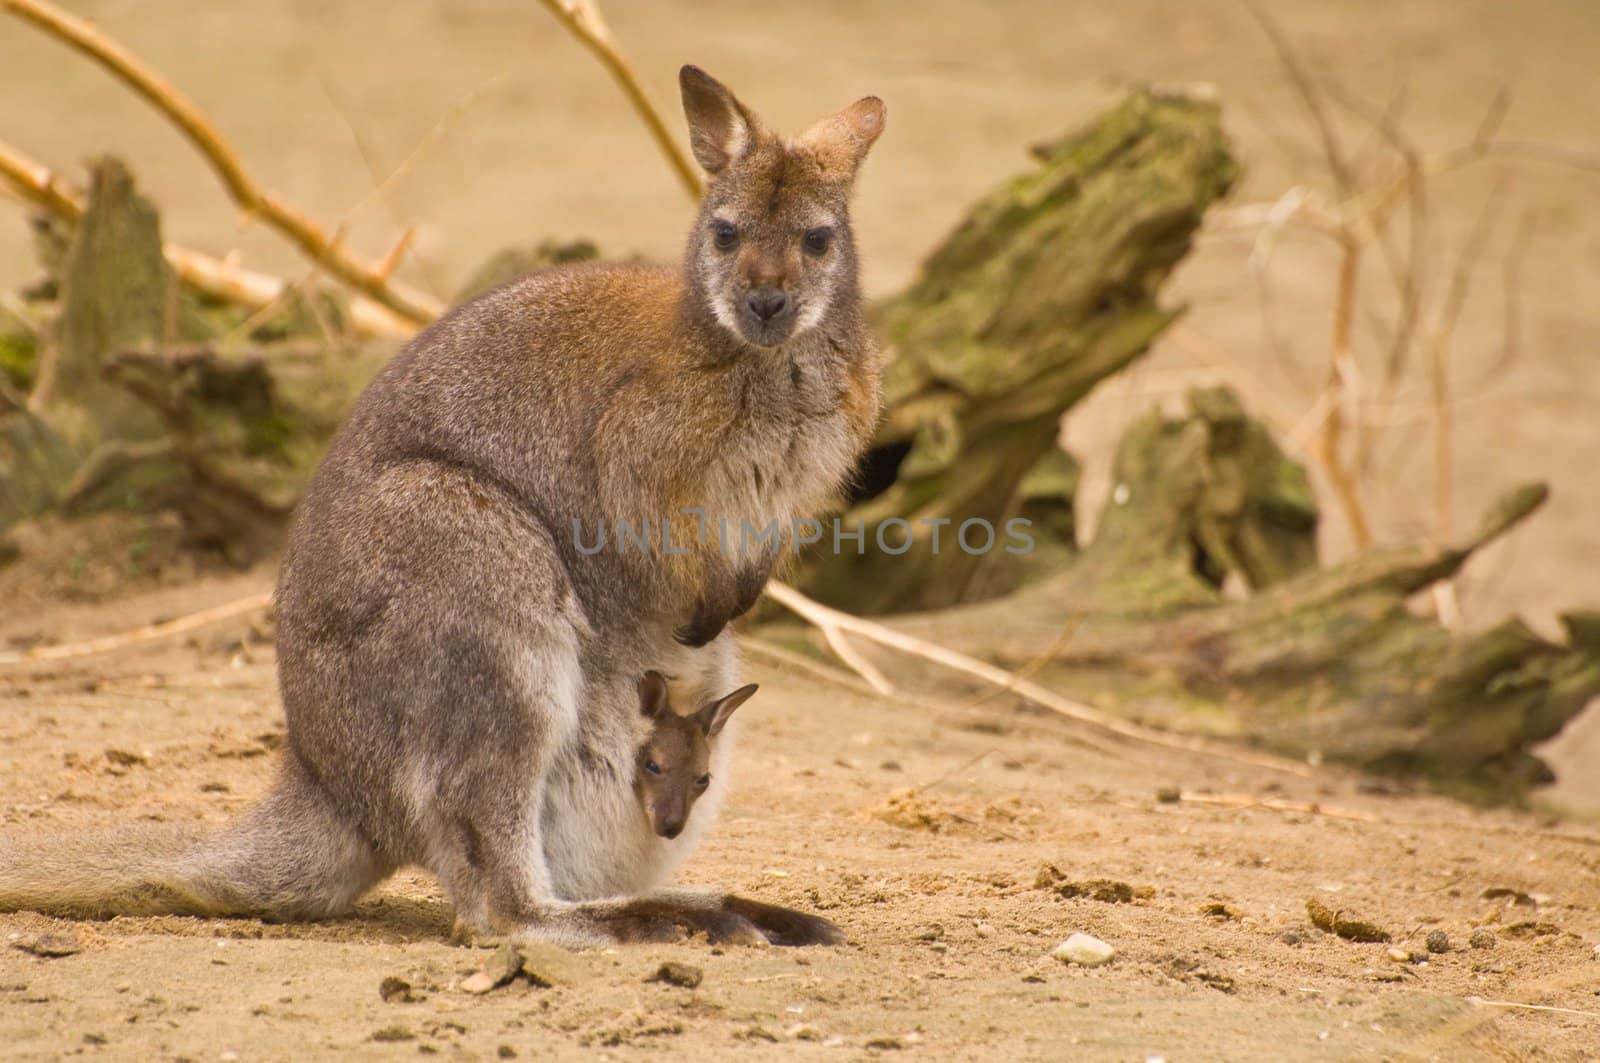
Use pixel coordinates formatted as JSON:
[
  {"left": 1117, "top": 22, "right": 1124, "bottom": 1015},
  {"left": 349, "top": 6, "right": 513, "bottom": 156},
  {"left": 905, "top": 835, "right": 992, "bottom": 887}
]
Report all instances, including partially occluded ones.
[{"left": 1, "top": 0, "right": 1597, "bottom": 793}]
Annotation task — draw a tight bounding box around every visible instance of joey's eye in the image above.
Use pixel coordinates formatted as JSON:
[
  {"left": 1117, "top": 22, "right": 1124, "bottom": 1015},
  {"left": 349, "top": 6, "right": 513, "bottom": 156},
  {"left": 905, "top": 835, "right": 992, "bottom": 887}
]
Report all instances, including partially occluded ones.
[
  {"left": 712, "top": 221, "right": 739, "bottom": 251},
  {"left": 696, "top": 774, "right": 711, "bottom": 790},
  {"left": 645, "top": 759, "right": 663, "bottom": 776},
  {"left": 802, "top": 227, "right": 833, "bottom": 256}
]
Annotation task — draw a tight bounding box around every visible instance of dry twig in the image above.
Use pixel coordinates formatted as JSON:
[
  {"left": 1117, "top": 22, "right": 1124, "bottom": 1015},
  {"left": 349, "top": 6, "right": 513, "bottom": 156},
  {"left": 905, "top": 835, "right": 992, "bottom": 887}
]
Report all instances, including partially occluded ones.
[
  {"left": 534, "top": 0, "right": 703, "bottom": 202},
  {"left": 2, "top": 0, "right": 444, "bottom": 327},
  {"left": 0, "top": 136, "right": 415, "bottom": 339},
  {"left": 764, "top": 581, "right": 1314, "bottom": 778},
  {"left": 0, "top": 592, "right": 273, "bottom": 668}
]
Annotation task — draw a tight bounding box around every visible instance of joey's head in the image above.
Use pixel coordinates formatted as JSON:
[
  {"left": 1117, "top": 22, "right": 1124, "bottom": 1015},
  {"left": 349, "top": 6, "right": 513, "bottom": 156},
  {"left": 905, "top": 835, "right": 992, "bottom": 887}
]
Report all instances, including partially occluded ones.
[
  {"left": 679, "top": 65, "right": 886, "bottom": 349},
  {"left": 635, "top": 671, "right": 757, "bottom": 840}
]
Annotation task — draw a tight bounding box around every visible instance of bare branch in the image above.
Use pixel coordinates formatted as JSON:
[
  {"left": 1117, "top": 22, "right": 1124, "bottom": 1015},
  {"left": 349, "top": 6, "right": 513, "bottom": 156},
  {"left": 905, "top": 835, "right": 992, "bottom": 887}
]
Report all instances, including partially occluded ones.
[
  {"left": 0, "top": 592, "right": 274, "bottom": 668},
  {"left": 1243, "top": 0, "right": 1354, "bottom": 192},
  {"left": 1318, "top": 234, "right": 1374, "bottom": 547},
  {"left": 0, "top": 136, "right": 415, "bottom": 339},
  {"left": 1, "top": 0, "right": 444, "bottom": 327},
  {"left": 1426, "top": 176, "right": 1509, "bottom": 544},
  {"left": 535, "top": 0, "right": 703, "bottom": 203},
  {"left": 764, "top": 581, "right": 1315, "bottom": 779}
]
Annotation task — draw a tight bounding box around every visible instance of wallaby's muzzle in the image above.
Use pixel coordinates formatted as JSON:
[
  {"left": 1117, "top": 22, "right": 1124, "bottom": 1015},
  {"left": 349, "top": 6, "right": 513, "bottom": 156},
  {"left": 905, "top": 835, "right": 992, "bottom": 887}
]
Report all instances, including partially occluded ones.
[
  {"left": 653, "top": 804, "right": 687, "bottom": 839},
  {"left": 736, "top": 288, "right": 798, "bottom": 347}
]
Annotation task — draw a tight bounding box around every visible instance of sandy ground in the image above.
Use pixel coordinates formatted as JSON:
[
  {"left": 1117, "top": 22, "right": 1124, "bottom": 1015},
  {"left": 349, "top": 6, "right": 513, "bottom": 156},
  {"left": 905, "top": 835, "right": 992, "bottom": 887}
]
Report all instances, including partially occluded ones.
[
  {"left": 2, "top": 573, "right": 1599, "bottom": 1061},
  {"left": 3, "top": 2, "right": 1600, "bottom": 1059}
]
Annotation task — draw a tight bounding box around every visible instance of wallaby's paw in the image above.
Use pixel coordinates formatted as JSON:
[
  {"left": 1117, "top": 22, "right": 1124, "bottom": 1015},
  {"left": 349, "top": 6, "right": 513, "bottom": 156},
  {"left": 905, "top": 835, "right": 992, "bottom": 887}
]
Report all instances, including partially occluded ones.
[
  {"left": 723, "top": 896, "right": 847, "bottom": 947},
  {"left": 449, "top": 919, "right": 504, "bottom": 948},
  {"left": 609, "top": 898, "right": 767, "bottom": 946},
  {"left": 672, "top": 618, "right": 724, "bottom": 649}
]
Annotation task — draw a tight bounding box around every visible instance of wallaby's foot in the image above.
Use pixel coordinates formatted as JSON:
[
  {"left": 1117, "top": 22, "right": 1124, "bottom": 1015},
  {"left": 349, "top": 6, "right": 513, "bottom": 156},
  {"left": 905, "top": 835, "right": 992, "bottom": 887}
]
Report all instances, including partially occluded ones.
[
  {"left": 722, "top": 895, "right": 846, "bottom": 947},
  {"left": 607, "top": 897, "right": 770, "bottom": 947}
]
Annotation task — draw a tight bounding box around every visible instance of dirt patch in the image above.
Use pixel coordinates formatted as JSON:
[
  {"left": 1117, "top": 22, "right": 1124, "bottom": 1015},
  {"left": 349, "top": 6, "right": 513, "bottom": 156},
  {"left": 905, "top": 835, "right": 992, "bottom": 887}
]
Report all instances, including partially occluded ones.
[
  {"left": 0, "top": 511, "right": 212, "bottom": 607},
  {"left": 3, "top": 575, "right": 1599, "bottom": 1060}
]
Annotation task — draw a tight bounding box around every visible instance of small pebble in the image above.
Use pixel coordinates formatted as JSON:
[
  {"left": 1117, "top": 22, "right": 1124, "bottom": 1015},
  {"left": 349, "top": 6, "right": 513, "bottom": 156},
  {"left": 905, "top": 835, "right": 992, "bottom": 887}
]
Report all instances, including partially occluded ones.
[
  {"left": 461, "top": 943, "right": 525, "bottom": 994},
  {"left": 1425, "top": 930, "right": 1451, "bottom": 954},
  {"left": 519, "top": 944, "right": 576, "bottom": 988},
  {"left": 1469, "top": 929, "right": 1497, "bottom": 950},
  {"left": 974, "top": 922, "right": 995, "bottom": 938},
  {"left": 1386, "top": 947, "right": 1410, "bottom": 963},
  {"left": 1155, "top": 786, "right": 1182, "bottom": 804},
  {"left": 14, "top": 933, "right": 80, "bottom": 958},
  {"left": 378, "top": 976, "right": 415, "bottom": 1003},
  {"left": 647, "top": 961, "right": 703, "bottom": 989},
  {"left": 1052, "top": 933, "right": 1115, "bottom": 967},
  {"left": 497, "top": 1046, "right": 517, "bottom": 1059},
  {"left": 370, "top": 1025, "right": 415, "bottom": 1043},
  {"left": 785, "top": 1023, "right": 822, "bottom": 1041},
  {"left": 1279, "top": 928, "right": 1304, "bottom": 947}
]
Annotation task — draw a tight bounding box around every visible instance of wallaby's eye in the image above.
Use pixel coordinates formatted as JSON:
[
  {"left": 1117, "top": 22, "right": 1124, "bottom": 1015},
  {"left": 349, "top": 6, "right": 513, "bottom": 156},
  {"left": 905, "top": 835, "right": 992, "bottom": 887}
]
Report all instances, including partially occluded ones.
[
  {"left": 645, "top": 759, "right": 663, "bottom": 776},
  {"left": 696, "top": 774, "right": 711, "bottom": 790},
  {"left": 712, "top": 221, "right": 739, "bottom": 251},
  {"left": 802, "top": 227, "right": 833, "bottom": 256}
]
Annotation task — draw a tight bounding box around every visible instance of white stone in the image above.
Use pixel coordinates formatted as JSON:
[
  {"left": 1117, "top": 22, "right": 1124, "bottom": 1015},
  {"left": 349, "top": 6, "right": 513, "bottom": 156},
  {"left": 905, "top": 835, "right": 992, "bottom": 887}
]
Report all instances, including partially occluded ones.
[{"left": 1052, "top": 933, "right": 1115, "bottom": 967}]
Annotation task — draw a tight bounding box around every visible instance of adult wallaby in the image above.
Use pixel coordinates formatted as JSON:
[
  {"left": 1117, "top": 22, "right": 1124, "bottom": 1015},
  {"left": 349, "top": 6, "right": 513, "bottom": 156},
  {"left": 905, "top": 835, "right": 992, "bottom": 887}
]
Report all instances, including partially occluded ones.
[{"left": 0, "top": 67, "right": 884, "bottom": 947}]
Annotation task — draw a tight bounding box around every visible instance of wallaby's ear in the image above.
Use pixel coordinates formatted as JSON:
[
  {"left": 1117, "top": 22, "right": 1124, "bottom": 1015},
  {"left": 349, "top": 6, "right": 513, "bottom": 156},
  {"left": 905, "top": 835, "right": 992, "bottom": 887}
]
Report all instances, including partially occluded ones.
[
  {"left": 680, "top": 65, "right": 762, "bottom": 176},
  {"left": 696, "top": 683, "right": 758, "bottom": 738},
  {"left": 796, "top": 95, "right": 887, "bottom": 178},
  {"left": 638, "top": 671, "right": 671, "bottom": 720}
]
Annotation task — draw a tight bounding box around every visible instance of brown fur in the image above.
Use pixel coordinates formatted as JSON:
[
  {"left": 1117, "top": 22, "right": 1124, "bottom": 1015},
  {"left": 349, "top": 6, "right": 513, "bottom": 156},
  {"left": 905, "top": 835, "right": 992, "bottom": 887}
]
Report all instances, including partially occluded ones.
[{"left": 634, "top": 672, "right": 757, "bottom": 840}]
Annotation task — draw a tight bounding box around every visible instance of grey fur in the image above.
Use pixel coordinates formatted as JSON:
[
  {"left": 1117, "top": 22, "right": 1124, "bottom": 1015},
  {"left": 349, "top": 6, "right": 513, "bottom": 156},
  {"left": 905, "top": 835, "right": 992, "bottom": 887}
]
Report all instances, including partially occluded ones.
[{"left": 0, "top": 67, "right": 884, "bottom": 948}]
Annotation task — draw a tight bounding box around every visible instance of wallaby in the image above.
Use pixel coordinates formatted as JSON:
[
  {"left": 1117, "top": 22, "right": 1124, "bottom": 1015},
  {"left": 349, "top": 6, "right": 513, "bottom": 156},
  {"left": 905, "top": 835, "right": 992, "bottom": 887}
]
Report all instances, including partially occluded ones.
[
  {"left": 0, "top": 66, "right": 884, "bottom": 947},
  {"left": 632, "top": 672, "right": 757, "bottom": 841}
]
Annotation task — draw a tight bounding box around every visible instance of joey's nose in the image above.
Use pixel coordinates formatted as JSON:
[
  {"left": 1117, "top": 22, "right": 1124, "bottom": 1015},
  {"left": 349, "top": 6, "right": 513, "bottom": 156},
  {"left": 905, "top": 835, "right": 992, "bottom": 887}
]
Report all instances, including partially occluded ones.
[{"left": 746, "top": 289, "right": 788, "bottom": 322}]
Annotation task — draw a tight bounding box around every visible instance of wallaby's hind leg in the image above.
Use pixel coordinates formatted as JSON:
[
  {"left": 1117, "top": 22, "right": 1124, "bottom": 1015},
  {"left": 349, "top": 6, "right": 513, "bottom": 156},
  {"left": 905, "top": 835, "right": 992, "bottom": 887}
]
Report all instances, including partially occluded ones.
[
  {"left": 425, "top": 763, "right": 779, "bottom": 948},
  {"left": 185, "top": 754, "right": 394, "bottom": 921}
]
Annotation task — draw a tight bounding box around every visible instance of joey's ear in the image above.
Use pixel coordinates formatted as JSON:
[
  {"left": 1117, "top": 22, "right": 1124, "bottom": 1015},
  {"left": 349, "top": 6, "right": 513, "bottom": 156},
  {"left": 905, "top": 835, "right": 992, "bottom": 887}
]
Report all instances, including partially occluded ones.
[
  {"left": 696, "top": 683, "right": 758, "bottom": 738},
  {"left": 680, "top": 65, "right": 762, "bottom": 175},
  {"left": 638, "top": 671, "right": 671, "bottom": 719},
  {"left": 796, "top": 95, "right": 886, "bottom": 177}
]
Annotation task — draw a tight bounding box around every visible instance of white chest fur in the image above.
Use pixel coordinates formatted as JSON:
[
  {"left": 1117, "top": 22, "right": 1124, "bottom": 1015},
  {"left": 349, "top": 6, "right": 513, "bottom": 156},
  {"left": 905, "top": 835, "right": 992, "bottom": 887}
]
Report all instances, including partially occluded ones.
[
  {"left": 700, "top": 344, "right": 860, "bottom": 567},
  {"left": 540, "top": 720, "right": 738, "bottom": 901}
]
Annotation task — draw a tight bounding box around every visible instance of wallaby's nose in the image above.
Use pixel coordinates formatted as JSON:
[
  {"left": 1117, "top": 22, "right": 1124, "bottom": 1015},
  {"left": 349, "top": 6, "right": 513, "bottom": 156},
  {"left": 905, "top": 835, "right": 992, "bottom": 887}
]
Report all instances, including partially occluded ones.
[
  {"left": 746, "top": 289, "right": 788, "bottom": 322},
  {"left": 659, "top": 819, "right": 684, "bottom": 839}
]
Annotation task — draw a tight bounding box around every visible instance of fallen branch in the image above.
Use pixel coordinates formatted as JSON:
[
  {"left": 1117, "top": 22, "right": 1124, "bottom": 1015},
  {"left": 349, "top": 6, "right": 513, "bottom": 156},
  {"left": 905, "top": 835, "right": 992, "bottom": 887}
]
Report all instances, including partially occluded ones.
[
  {"left": 1463, "top": 998, "right": 1600, "bottom": 1021},
  {"left": 0, "top": 592, "right": 273, "bottom": 667},
  {"left": 1172, "top": 790, "right": 1600, "bottom": 849},
  {"left": 2, "top": 0, "right": 444, "bottom": 328},
  {"left": 740, "top": 634, "right": 884, "bottom": 699},
  {"left": 535, "top": 0, "right": 704, "bottom": 203},
  {"left": 764, "top": 581, "right": 1315, "bottom": 778},
  {"left": 0, "top": 136, "right": 414, "bottom": 339}
]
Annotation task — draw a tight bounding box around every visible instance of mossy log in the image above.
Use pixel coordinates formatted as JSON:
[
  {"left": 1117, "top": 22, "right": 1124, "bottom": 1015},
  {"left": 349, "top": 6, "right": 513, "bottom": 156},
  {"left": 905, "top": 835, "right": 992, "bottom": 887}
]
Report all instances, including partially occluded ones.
[
  {"left": 0, "top": 157, "right": 380, "bottom": 560},
  {"left": 802, "top": 88, "right": 1237, "bottom": 614},
  {"left": 888, "top": 389, "right": 1600, "bottom": 797}
]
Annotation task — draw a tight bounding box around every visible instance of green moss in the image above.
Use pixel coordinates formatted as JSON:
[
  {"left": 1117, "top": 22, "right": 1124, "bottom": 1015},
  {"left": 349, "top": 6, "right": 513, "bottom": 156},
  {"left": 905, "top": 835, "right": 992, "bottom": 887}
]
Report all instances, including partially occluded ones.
[{"left": 0, "top": 332, "right": 36, "bottom": 389}]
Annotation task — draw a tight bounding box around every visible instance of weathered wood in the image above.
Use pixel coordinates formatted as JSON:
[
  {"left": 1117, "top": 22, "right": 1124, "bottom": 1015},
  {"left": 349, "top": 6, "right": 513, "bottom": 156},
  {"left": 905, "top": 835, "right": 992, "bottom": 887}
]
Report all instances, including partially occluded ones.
[
  {"left": 0, "top": 158, "right": 386, "bottom": 558},
  {"left": 888, "top": 390, "right": 1596, "bottom": 798},
  {"left": 803, "top": 89, "right": 1237, "bottom": 614},
  {"left": 50, "top": 156, "right": 174, "bottom": 444}
]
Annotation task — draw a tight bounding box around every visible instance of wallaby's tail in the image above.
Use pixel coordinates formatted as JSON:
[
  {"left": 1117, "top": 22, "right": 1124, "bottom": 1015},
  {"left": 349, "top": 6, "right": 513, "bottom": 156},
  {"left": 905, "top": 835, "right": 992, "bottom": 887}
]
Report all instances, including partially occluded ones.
[{"left": 0, "top": 756, "right": 391, "bottom": 921}]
